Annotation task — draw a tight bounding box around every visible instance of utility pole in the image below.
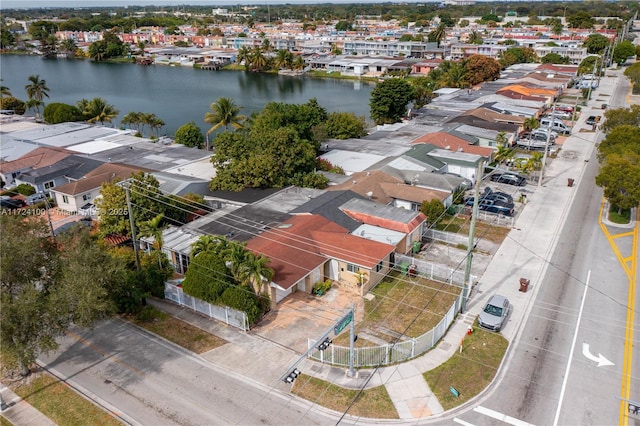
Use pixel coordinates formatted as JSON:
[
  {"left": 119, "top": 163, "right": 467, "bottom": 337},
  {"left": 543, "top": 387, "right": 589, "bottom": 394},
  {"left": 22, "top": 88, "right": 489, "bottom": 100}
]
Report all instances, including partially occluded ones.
[
  {"left": 124, "top": 182, "right": 141, "bottom": 271},
  {"left": 538, "top": 104, "right": 555, "bottom": 187},
  {"left": 348, "top": 303, "right": 356, "bottom": 378},
  {"left": 462, "top": 160, "right": 483, "bottom": 314}
]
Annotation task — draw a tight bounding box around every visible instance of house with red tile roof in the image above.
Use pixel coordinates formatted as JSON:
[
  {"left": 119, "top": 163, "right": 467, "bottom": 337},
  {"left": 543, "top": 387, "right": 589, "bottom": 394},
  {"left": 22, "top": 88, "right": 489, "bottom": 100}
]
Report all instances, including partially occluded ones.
[
  {"left": 0, "top": 146, "right": 72, "bottom": 188},
  {"left": 245, "top": 214, "right": 395, "bottom": 306},
  {"left": 411, "top": 131, "right": 495, "bottom": 159}
]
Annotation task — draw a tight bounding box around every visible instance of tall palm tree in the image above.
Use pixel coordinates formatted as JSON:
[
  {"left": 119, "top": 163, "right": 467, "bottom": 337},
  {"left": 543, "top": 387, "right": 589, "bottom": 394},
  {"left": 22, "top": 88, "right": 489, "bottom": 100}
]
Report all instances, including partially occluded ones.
[
  {"left": 237, "top": 45, "right": 251, "bottom": 70},
  {"left": 440, "top": 62, "right": 466, "bottom": 88},
  {"left": 274, "top": 49, "right": 293, "bottom": 70},
  {"left": 292, "top": 55, "right": 305, "bottom": 72},
  {"left": 204, "top": 97, "right": 246, "bottom": 150},
  {"left": 493, "top": 145, "right": 514, "bottom": 165},
  {"left": 80, "top": 97, "right": 119, "bottom": 126},
  {"left": 137, "top": 40, "right": 147, "bottom": 56},
  {"left": 432, "top": 23, "right": 446, "bottom": 48},
  {"left": 468, "top": 31, "right": 483, "bottom": 45},
  {"left": 250, "top": 46, "right": 267, "bottom": 71},
  {"left": 25, "top": 74, "right": 50, "bottom": 103},
  {"left": 261, "top": 38, "right": 272, "bottom": 53},
  {"left": 121, "top": 111, "right": 143, "bottom": 134},
  {"left": 191, "top": 235, "right": 222, "bottom": 260},
  {"left": 221, "top": 241, "right": 250, "bottom": 283}
]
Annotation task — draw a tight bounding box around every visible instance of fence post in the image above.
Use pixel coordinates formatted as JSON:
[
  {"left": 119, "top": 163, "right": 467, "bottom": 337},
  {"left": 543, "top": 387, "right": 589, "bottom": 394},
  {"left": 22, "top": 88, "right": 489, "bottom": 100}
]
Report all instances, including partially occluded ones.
[
  {"left": 225, "top": 306, "right": 229, "bottom": 325},
  {"left": 209, "top": 302, "right": 213, "bottom": 319}
]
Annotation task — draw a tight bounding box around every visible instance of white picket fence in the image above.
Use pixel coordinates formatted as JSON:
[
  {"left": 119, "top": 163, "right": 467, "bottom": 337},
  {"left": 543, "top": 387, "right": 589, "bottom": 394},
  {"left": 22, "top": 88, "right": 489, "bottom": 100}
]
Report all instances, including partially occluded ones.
[{"left": 164, "top": 281, "right": 249, "bottom": 331}]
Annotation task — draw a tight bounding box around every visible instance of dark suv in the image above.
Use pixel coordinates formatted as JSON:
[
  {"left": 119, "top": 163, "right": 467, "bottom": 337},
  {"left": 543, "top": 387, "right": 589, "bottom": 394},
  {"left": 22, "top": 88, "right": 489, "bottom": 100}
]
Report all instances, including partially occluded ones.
[{"left": 490, "top": 173, "right": 526, "bottom": 186}]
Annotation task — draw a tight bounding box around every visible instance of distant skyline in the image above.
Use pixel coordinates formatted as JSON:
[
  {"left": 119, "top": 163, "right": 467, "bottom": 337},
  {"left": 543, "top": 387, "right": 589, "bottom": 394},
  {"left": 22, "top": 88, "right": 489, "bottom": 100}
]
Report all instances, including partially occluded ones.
[{"left": 1, "top": 0, "right": 554, "bottom": 10}]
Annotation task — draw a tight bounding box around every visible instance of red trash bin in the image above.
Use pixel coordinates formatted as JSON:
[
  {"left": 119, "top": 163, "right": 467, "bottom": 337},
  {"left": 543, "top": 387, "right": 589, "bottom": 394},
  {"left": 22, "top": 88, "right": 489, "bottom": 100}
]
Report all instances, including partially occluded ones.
[{"left": 519, "top": 278, "right": 530, "bottom": 292}]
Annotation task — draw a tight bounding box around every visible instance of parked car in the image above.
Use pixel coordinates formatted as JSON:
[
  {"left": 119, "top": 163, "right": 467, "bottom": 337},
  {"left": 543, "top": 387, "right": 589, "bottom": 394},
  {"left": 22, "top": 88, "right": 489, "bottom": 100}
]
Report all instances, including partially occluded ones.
[
  {"left": 0, "top": 198, "right": 25, "bottom": 210},
  {"left": 482, "top": 187, "right": 514, "bottom": 203},
  {"left": 531, "top": 128, "right": 558, "bottom": 139},
  {"left": 465, "top": 197, "right": 515, "bottom": 216},
  {"left": 490, "top": 172, "right": 526, "bottom": 186},
  {"left": 586, "top": 115, "right": 600, "bottom": 126},
  {"left": 25, "top": 192, "right": 47, "bottom": 206},
  {"left": 478, "top": 294, "right": 511, "bottom": 332}
]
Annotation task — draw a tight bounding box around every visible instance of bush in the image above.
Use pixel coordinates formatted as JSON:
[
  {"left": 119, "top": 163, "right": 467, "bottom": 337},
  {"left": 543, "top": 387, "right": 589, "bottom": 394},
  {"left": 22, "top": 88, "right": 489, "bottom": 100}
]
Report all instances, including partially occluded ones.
[
  {"left": 0, "top": 97, "right": 26, "bottom": 115},
  {"left": 220, "top": 285, "right": 262, "bottom": 324},
  {"left": 15, "top": 183, "right": 36, "bottom": 196},
  {"left": 312, "top": 279, "right": 332, "bottom": 295},
  {"left": 43, "top": 102, "right": 83, "bottom": 124}
]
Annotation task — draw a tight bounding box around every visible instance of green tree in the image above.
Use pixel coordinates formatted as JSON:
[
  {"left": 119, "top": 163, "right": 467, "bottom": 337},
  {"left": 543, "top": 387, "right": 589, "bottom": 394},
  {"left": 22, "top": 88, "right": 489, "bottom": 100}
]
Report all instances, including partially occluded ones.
[
  {"left": 428, "top": 23, "right": 446, "bottom": 48},
  {"left": 636, "top": 45, "right": 640, "bottom": 60},
  {"left": 242, "top": 252, "right": 274, "bottom": 295},
  {"left": 0, "top": 97, "right": 26, "bottom": 115},
  {"left": 250, "top": 46, "right": 267, "bottom": 71},
  {"left": 324, "top": 112, "right": 367, "bottom": 139},
  {"left": 596, "top": 125, "right": 640, "bottom": 161},
  {"left": 96, "top": 172, "right": 166, "bottom": 237},
  {"left": 420, "top": 199, "right": 445, "bottom": 224},
  {"left": 274, "top": 49, "right": 294, "bottom": 70},
  {"left": 613, "top": 41, "right": 636, "bottom": 66},
  {"left": 0, "top": 216, "right": 117, "bottom": 375},
  {"left": 369, "top": 78, "right": 416, "bottom": 125},
  {"left": 25, "top": 99, "right": 44, "bottom": 120},
  {"left": 138, "top": 213, "right": 166, "bottom": 267},
  {"left": 175, "top": 122, "right": 205, "bottom": 148},
  {"left": 43, "top": 102, "right": 83, "bottom": 124},
  {"left": 0, "top": 28, "right": 16, "bottom": 49},
  {"left": 578, "top": 55, "right": 602, "bottom": 76},
  {"left": 551, "top": 20, "right": 564, "bottom": 36},
  {"left": 602, "top": 105, "right": 640, "bottom": 132},
  {"left": 0, "top": 82, "right": 11, "bottom": 99},
  {"left": 191, "top": 235, "right": 230, "bottom": 260},
  {"left": 335, "top": 20, "right": 353, "bottom": 31},
  {"left": 78, "top": 97, "right": 119, "bottom": 125},
  {"left": 467, "top": 31, "right": 483, "bottom": 45},
  {"left": 463, "top": 55, "right": 501, "bottom": 86},
  {"left": 61, "top": 38, "right": 77, "bottom": 58},
  {"left": 493, "top": 144, "right": 515, "bottom": 165},
  {"left": 567, "top": 11, "right": 595, "bottom": 29},
  {"left": 583, "top": 33, "right": 610, "bottom": 54},
  {"left": 204, "top": 97, "right": 246, "bottom": 150},
  {"left": 499, "top": 47, "right": 537, "bottom": 68},
  {"left": 237, "top": 45, "right": 252, "bottom": 70},
  {"left": 523, "top": 116, "right": 540, "bottom": 131},
  {"left": 541, "top": 52, "right": 570, "bottom": 64},
  {"left": 595, "top": 153, "right": 640, "bottom": 213},
  {"left": 440, "top": 61, "right": 467, "bottom": 88},
  {"left": 25, "top": 74, "right": 50, "bottom": 104},
  {"left": 121, "top": 111, "right": 143, "bottom": 135}
]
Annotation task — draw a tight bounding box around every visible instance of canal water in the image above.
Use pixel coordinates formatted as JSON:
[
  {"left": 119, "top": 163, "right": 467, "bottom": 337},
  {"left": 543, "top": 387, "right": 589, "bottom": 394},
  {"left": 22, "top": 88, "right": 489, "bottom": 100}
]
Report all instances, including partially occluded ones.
[{"left": 1, "top": 55, "right": 374, "bottom": 137}]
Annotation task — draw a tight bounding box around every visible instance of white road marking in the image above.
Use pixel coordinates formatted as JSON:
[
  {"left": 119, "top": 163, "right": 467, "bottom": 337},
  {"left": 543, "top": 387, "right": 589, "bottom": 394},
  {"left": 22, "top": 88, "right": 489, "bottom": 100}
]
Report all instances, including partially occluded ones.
[
  {"left": 453, "top": 417, "right": 476, "bottom": 426},
  {"left": 582, "top": 342, "right": 614, "bottom": 367},
  {"left": 473, "top": 406, "right": 535, "bottom": 426},
  {"left": 553, "top": 269, "right": 591, "bottom": 426}
]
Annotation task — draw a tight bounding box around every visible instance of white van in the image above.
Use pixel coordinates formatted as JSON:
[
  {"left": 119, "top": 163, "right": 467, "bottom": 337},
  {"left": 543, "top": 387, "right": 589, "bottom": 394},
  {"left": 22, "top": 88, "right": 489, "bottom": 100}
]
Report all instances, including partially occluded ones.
[{"left": 539, "top": 117, "right": 571, "bottom": 135}]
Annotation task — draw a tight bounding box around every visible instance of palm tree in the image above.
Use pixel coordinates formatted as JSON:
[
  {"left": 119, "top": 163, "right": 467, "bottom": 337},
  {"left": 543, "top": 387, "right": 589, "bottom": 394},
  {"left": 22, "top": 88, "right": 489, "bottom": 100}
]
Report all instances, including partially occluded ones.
[
  {"left": 80, "top": 97, "right": 119, "bottom": 126},
  {"left": 25, "top": 74, "right": 50, "bottom": 103},
  {"left": 60, "top": 38, "right": 77, "bottom": 58},
  {"left": 25, "top": 98, "right": 44, "bottom": 120},
  {"left": 122, "top": 111, "right": 143, "bottom": 135},
  {"left": 493, "top": 144, "right": 514, "bottom": 165},
  {"left": 261, "top": 38, "right": 272, "bottom": 53},
  {"left": 139, "top": 213, "right": 165, "bottom": 267},
  {"left": 243, "top": 252, "right": 274, "bottom": 294},
  {"left": 204, "top": 97, "right": 246, "bottom": 150},
  {"left": 432, "top": 23, "right": 446, "bottom": 48},
  {"left": 292, "top": 55, "right": 305, "bottom": 72},
  {"left": 237, "top": 45, "right": 251, "bottom": 70},
  {"left": 137, "top": 40, "right": 147, "bottom": 56},
  {"left": 221, "top": 241, "right": 250, "bottom": 283},
  {"left": 1, "top": 81, "right": 12, "bottom": 99},
  {"left": 191, "top": 235, "right": 222, "bottom": 260},
  {"left": 250, "top": 46, "right": 267, "bottom": 71},
  {"left": 274, "top": 49, "right": 293, "bottom": 70},
  {"left": 523, "top": 116, "right": 540, "bottom": 132},
  {"left": 441, "top": 62, "right": 466, "bottom": 88},
  {"left": 468, "top": 31, "right": 483, "bottom": 45}
]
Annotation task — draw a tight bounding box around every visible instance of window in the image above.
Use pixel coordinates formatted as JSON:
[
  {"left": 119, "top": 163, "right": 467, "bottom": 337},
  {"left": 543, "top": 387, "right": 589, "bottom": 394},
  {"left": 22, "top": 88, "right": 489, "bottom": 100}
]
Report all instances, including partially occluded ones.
[
  {"left": 346, "top": 263, "right": 358, "bottom": 273},
  {"left": 82, "top": 193, "right": 92, "bottom": 201},
  {"left": 44, "top": 181, "right": 55, "bottom": 190},
  {"left": 62, "top": 195, "right": 69, "bottom": 204},
  {"left": 375, "top": 260, "right": 384, "bottom": 273}
]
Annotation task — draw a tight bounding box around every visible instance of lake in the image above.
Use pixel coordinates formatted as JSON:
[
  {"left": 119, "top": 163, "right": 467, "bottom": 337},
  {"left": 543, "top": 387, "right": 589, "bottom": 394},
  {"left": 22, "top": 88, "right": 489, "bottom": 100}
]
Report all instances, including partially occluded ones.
[{"left": 0, "top": 55, "right": 375, "bottom": 137}]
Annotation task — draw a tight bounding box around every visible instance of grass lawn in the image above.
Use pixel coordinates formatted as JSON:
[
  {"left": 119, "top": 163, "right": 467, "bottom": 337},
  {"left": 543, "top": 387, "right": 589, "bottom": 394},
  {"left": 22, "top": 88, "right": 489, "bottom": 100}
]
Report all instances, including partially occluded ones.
[
  {"left": 291, "top": 374, "right": 398, "bottom": 419},
  {"left": 423, "top": 325, "right": 508, "bottom": 410},
  {"left": 8, "top": 370, "right": 123, "bottom": 426},
  {"left": 127, "top": 306, "right": 226, "bottom": 354},
  {"left": 0, "top": 416, "right": 12, "bottom": 426},
  {"left": 333, "top": 272, "right": 459, "bottom": 347}
]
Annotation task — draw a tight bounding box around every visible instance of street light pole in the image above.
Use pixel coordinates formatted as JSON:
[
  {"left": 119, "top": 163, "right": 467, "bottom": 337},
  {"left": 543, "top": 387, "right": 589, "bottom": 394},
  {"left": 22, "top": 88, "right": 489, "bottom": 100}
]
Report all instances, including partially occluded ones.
[{"left": 462, "top": 160, "right": 483, "bottom": 314}]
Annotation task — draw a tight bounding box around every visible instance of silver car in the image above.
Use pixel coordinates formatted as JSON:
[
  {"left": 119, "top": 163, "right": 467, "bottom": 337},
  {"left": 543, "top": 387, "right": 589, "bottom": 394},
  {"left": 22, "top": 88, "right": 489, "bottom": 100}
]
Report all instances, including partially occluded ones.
[{"left": 478, "top": 294, "right": 510, "bottom": 332}]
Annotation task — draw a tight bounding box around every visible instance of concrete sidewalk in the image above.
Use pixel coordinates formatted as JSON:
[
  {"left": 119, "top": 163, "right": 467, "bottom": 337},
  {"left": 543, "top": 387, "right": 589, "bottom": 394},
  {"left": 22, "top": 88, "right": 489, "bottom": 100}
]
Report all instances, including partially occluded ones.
[
  {"left": 1, "top": 384, "right": 56, "bottom": 426},
  {"left": 146, "top": 69, "right": 627, "bottom": 422}
]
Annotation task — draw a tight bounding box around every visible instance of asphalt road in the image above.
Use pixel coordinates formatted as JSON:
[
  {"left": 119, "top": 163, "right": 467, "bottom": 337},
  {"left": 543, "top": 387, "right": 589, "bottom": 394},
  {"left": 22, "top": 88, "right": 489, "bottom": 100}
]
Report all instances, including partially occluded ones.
[
  {"left": 449, "top": 69, "right": 640, "bottom": 426},
  {"left": 39, "top": 319, "right": 331, "bottom": 426}
]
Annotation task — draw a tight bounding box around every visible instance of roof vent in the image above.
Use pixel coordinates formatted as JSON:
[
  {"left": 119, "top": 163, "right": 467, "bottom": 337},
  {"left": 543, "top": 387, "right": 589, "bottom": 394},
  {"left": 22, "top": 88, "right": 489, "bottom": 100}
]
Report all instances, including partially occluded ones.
[
  {"left": 366, "top": 191, "right": 373, "bottom": 198},
  {"left": 352, "top": 180, "right": 357, "bottom": 184}
]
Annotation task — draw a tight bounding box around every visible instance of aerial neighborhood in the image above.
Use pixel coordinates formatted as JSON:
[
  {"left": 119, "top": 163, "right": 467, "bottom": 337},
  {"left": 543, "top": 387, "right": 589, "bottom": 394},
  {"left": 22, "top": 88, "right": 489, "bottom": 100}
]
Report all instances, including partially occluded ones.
[{"left": 1, "top": 1, "right": 640, "bottom": 424}]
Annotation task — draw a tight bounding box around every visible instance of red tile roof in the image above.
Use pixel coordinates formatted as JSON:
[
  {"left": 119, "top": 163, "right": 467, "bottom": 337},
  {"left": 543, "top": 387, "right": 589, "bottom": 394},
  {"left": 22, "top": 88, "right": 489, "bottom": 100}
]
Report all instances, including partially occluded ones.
[
  {"left": 53, "top": 163, "right": 147, "bottom": 195},
  {"left": 0, "top": 146, "right": 72, "bottom": 174},
  {"left": 246, "top": 215, "right": 393, "bottom": 290},
  {"left": 411, "top": 132, "right": 495, "bottom": 157}
]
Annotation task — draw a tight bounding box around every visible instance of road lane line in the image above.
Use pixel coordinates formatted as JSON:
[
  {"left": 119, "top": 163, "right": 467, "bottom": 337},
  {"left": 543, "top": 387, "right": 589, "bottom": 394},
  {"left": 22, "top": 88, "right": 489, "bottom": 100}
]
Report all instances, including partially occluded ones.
[
  {"left": 553, "top": 270, "right": 591, "bottom": 426},
  {"left": 453, "top": 417, "right": 475, "bottom": 426},
  {"left": 473, "top": 406, "right": 534, "bottom": 426}
]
